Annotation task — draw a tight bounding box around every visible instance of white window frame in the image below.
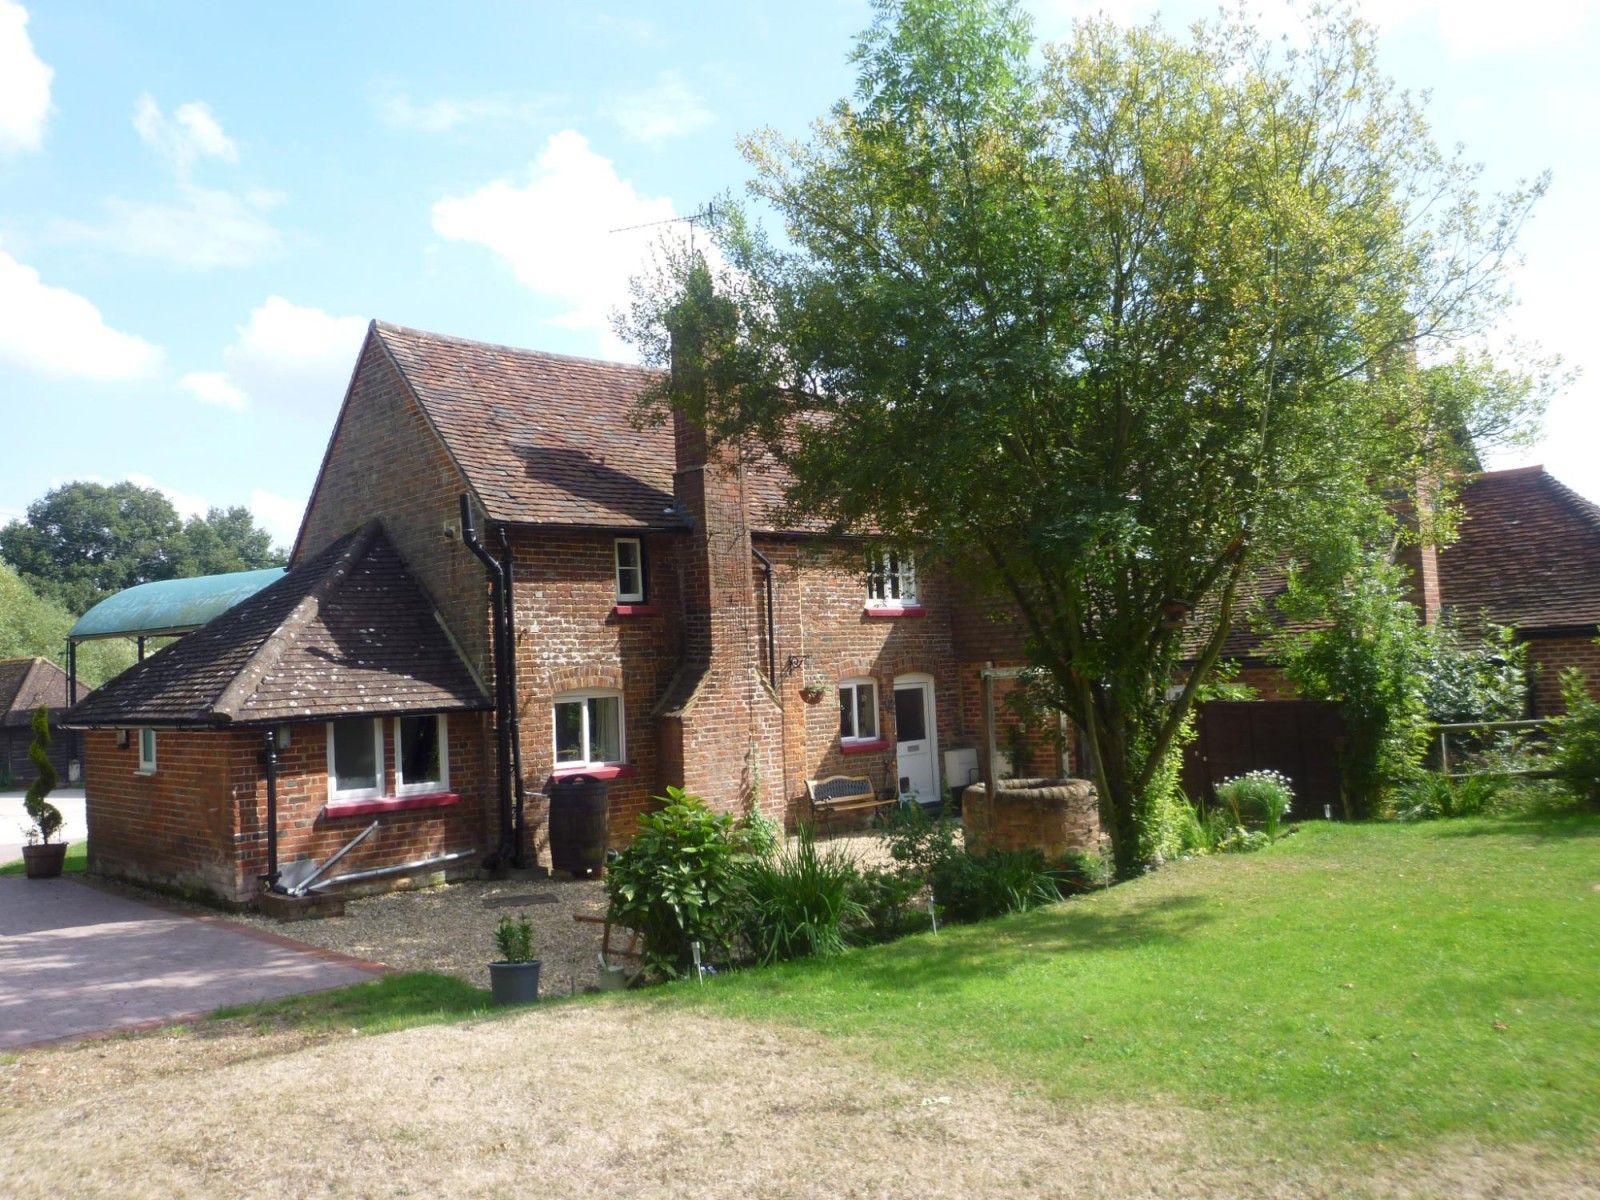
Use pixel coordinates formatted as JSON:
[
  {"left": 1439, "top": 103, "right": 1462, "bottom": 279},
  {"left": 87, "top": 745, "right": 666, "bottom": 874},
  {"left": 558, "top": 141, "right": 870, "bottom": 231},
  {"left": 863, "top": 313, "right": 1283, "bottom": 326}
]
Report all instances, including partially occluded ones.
[
  {"left": 326, "top": 718, "right": 385, "bottom": 801},
  {"left": 137, "top": 727, "right": 157, "bottom": 774},
  {"left": 867, "top": 550, "right": 918, "bottom": 607},
  {"left": 614, "top": 537, "right": 645, "bottom": 603},
  {"left": 552, "top": 689, "right": 627, "bottom": 769},
  {"left": 839, "top": 677, "right": 880, "bottom": 743},
  {"left": 393, "top": 714, "right": 450, "bottom": 796}
]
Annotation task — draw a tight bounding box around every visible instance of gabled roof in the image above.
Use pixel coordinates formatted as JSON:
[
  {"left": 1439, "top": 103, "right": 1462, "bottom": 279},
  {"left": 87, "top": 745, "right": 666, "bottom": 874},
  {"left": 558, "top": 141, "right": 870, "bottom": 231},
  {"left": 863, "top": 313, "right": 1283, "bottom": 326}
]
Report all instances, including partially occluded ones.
[
  {"left": 0, "top": 658, "right": 82, "bottom": 727},
  {"left": 69, "top": 567, "right": 286, "bottom": 641},
  {"left": 368, "top": 322, "right": 791, "bottom": 532},
  {"left": 1439, "top": 465, "right": 1600, "bottom": 633},
  {"left": 66, "top": 523, "right": 489, "bottom": 728}
]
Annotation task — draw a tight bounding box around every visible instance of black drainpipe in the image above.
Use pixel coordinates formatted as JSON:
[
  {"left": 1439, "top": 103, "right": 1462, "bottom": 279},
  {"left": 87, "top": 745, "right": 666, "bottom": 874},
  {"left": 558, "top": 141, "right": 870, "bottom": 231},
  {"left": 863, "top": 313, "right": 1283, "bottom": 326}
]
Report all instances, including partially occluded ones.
[
  {"left": 460, "top": 494, "right": 516, "bottom": 868},
  {"left": 262, "top": 726, "right": 280, "bottom": 888},
  {"left": 497, "top": 525, "right": 531, "bottom": 868},
  {"left": 751, "top": 544, "right": 776, "bottom": 684}
]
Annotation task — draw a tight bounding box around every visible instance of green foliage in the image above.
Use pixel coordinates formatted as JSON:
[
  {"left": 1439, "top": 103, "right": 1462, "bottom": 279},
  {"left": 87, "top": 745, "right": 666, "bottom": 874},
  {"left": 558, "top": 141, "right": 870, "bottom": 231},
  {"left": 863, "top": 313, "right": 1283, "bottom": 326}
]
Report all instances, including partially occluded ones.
[
  {"left": 1053, "top": 850, "right": 1111, "bottom": 894},
  {"left": 209, "top": 972, "right": 493, "bottom": 1036},
  {"left": 845, "top": 865, "right": 927, "bottom": 942},
  {"left": 1214, "top": 769, "right": 1294, "bottom": 840},
  {"left": 622, "top": 0, "right": 1551, "bottom": 881},
  {"left": 882, "top": 798, "right": 962, "bottom": 881},
  {"left": 604, "top": 788, "right": 748, "bottom": 977},
  {"left": 23, "top": 705, "right": 61, "bottom": 844},
  {"left": 0, "top": 562, "right": 135, "bottom": 688},
  {"left": 1394, "top": 772, "right": 1501, "bottom": 822},
  {"left": 0, "top": 481, "right": 284, "bottom": 613},
  {"left": 1272, "top": 552, "right": 1431, "bottom": 818},
  {"left": 930, "top": 848, "right": 1061, "bottom": 924},
  {"left": 491, "top": 913, "right": 536, "bottom": 962},
  {"left": 1549, "top": 666, "right": 1600, "bottom": 810},
  {"left": 735, "top": 826, "right": 865, "bottom": 964},
  {"left": 1419, "top": 616, "right": 1528, "bottom": 725}
]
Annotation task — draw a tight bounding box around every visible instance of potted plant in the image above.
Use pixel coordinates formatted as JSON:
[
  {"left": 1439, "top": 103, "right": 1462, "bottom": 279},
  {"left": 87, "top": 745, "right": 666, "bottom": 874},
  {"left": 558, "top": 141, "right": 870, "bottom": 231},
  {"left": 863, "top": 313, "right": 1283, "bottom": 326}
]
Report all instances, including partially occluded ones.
[
  {"left": 21, "top": 706, "right": 66, "bottom": 880},
  {"left": 798, "top": 684, "right": 828, "bottom": 705},
  {"left": 488, "top": 913, "right": 542, "bottom": 1005}
]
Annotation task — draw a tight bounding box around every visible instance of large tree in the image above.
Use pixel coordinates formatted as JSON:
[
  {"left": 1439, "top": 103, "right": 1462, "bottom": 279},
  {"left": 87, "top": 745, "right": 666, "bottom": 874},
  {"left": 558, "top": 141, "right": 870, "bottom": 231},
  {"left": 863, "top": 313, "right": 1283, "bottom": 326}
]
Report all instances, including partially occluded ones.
[
  {"left": 622, "top": 0, "right": 1550, "bottom": 876},
  {"left": 0, "top": 482, "right": 284, "bottom": 614}
]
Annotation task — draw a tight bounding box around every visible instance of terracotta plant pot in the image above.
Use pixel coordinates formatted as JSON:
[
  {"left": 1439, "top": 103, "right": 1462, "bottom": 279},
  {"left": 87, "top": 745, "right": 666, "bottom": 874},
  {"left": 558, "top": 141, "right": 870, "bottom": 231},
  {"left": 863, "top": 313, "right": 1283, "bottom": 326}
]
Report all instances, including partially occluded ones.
[{"left": 22, "top": 842, "right": 68, "bottom": 880}]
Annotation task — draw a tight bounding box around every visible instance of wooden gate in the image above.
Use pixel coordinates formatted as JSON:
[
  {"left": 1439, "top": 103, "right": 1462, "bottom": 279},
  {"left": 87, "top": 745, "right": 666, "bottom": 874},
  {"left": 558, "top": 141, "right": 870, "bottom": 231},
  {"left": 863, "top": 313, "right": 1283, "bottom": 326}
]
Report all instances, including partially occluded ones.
[{"left": 1182, "top": 701, "right": 1345, "bottom": 820}]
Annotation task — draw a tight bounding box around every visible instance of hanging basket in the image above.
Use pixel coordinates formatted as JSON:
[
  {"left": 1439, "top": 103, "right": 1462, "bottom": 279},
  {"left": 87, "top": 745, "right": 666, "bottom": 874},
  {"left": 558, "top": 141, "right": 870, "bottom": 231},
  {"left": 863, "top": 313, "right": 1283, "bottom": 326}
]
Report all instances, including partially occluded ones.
[{"left": 799, "top": 685, "right": 827, "bottom": 705}]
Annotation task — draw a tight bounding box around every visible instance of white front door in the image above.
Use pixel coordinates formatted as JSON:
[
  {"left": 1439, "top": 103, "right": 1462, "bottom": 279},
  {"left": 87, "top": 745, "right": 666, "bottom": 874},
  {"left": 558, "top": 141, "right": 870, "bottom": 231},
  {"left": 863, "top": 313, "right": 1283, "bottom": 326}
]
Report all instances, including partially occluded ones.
[{"left": 893, "top": 678, "right": 939, "bottom": 806}]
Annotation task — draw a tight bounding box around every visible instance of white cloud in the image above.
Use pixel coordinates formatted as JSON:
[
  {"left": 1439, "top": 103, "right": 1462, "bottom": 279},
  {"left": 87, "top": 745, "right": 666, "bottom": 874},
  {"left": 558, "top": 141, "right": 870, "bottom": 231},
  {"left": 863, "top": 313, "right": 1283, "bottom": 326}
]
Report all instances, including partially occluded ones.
[
  {"left": 57, "top": 95, "right": 281, "bottom": 270},
  {"left": 133, "top": 93, "right": 238, "bottom": 173},
  {"left": 608, "top": 72, "right": 713, "bottom": 145},
  {"left": 0, "top": 243, "right": 163, "bottom": 380},
  {"left": 431, "top": 130, "right": 683, "bottom": 353},
  {"left": 248, "top": 488, "right": 303, "bottom": 547},
  {"left": 372, "top": 84, "right": 556, "bottom": 133},
  {"left": 179, "top": 369, "right": 249, "bottom": 411},
  {"left": 125, "top": 472, "right": 210, "bottom": 520},
  {"left": 0, "top": 1, "right": 51, "bottom": 153},
  {"left": 187, "top": 295, "right": 367, "bottom": 415}
]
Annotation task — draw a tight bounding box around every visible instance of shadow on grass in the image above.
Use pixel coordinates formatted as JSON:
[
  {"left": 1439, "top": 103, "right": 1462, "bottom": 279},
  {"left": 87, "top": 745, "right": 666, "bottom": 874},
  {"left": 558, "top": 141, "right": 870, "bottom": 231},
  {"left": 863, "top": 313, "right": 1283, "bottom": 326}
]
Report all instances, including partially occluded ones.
[
  {"left": 209, "top": 972, "right": 495, "bottom": 1036},
  {"left": 1431, "top": 808, "right": 1600, "bottom": 841},
  {"left": 717, "top": 890, "right": 1219, "bottom": 1001}
]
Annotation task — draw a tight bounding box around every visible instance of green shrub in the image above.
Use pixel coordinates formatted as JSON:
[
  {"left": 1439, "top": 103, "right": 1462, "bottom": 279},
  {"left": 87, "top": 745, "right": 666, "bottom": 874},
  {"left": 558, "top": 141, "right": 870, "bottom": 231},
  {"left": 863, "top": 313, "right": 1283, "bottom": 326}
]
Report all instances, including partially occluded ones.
[
  {"left": 1394, "top": 771, "right": 1501, "bottom": 821},
  {"left": 492, "top": 914, "right": 536, "bottom": 962},
  {"left": 846, "top": 865, "right": 926, "bottom": 942},
  {"left": 931, "top": 848, "right": 1061, "bottom": 923},
  {"left": 882, "top": 799, "right": 961, "bottom": 880},
  {"left": 1053, "top": 850, "right": 1111, "bottom": 894},
  {"left": 605, "top": 788, "right": 746, "bottom": 977},
  {"left": 735, "top": 826, "right": 865, "bottom": 964},
  {"left": 1214, "top": 769, "right": 1294, "bottom": 839},
  {"left": 23, "top": 706, "right": 61, "bottom": 845},
  {"left": 1550, "top": 668, "right": 1600, "bottom": 810}
]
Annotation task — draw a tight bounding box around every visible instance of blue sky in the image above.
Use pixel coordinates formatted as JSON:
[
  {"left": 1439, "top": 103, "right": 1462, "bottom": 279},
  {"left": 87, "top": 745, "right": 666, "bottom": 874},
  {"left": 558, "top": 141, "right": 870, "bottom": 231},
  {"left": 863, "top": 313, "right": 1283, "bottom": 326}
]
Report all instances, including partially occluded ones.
[{"left": 1, "top": 0, "right": 1595, "bottom": 549}]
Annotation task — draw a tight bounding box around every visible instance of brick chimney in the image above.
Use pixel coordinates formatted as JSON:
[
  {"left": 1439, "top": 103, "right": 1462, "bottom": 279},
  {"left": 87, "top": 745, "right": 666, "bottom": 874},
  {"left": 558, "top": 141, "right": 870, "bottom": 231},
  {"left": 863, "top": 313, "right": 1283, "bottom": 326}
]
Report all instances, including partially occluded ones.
[{"left": 656, "top": 286, "right": 784, "bottom": 816}]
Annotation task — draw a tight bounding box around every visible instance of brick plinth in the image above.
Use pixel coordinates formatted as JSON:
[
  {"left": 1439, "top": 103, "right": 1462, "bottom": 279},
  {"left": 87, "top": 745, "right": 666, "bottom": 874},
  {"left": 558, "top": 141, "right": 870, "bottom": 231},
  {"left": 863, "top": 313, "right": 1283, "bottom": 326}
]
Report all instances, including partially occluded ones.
[{"left": 962, "top": 777, "right": 1100, "bottom": 861}]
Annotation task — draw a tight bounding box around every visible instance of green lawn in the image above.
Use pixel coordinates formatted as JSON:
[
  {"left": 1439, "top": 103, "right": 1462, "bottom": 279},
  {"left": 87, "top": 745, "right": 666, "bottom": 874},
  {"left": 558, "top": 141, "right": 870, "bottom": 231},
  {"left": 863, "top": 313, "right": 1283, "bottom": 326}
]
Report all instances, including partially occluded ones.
[
  {"left": 0, "top": 840, "right": 86, "bottom": 876},
  {"left": 210, "top": 972, "right": 496, "bottom": 1036},
  {"left": 660, "top": 810, "right": 1600, "bottom": 1155}
]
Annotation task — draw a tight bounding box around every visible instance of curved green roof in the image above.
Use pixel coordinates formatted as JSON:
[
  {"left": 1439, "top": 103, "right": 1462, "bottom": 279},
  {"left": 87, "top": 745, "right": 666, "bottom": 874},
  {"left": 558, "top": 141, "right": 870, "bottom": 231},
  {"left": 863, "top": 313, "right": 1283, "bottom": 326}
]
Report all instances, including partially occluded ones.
[{"left": 69, "top": 567, "right": 287, "bottom": 641}]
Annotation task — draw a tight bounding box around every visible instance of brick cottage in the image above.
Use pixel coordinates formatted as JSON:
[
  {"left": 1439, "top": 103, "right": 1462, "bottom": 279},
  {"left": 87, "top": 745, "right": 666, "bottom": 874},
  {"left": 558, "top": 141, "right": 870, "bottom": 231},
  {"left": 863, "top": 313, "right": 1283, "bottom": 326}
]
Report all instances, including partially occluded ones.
[{"left": 67, "top": 323, "right": 1061, "bottom": 903}]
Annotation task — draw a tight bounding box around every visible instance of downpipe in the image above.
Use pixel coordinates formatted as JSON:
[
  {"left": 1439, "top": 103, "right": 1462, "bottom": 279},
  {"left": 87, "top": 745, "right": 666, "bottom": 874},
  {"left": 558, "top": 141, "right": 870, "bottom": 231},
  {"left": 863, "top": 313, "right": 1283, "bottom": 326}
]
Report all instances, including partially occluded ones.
[
  {"left": 497, "top": 525, "right": 531, "bottom": 868},
  {"left": 460, "top": 494, "right": 517, "bottom": 869}
]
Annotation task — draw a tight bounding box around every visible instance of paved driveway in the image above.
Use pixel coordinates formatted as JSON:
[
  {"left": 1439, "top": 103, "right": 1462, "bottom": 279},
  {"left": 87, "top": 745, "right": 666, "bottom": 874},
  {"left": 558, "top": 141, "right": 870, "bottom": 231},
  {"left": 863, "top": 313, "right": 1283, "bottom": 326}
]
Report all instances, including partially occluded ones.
[{"left": 0, "top": 877, "right": 383, "bottom": 1050}]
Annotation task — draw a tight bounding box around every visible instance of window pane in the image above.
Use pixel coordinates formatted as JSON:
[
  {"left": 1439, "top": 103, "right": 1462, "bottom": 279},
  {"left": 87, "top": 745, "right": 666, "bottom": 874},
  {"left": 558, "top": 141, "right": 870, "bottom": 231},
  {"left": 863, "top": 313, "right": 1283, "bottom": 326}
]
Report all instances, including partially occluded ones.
[
  {"left": 899, "top": 555, "right": 917, "bottom": 603},
  {"left": 332, "top": 720, "right": 377, "bottom": 791},
  {"left": 140, "top": 728, "right": 155, "bottom": 766},
  {"left": 589, "top": 696, "right": 621, "bottom": 762},
  {"left": 616, "top": 540, "right": 643, "bottom": 599},
  {"left": 894, "top": 687, "right": 926, "bottom": 742},
  {"left": 554, "top": 701, "right": 583, "bottom": 763},
  {"left": 856, "top": 684, "right": 877, "bottom": 740},
  {"left": 839, "top": 686, "right": 854, "bottom": 739},
  {"left": 886, "top": 552, "right": 901, "bottom": 601},
  {"left": 399, "top": 716, "right": 442, "bottom": 787}
]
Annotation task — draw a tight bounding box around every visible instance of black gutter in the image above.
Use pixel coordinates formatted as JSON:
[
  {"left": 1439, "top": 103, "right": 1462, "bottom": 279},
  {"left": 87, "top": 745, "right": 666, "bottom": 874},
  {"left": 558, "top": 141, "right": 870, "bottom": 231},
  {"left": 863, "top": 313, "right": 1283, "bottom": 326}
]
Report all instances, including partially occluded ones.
[
  {"left": 497, "top": 525, "right": 531, "bottom": 868},
  {"left": 751, "top": 544, "right": 777, "bottom": 685},
  {"left": 262, "top": 726, "right": 281, "bottom": 889},
  {"left": 460, "top": 494, "right": 517, "bottom": 868}
]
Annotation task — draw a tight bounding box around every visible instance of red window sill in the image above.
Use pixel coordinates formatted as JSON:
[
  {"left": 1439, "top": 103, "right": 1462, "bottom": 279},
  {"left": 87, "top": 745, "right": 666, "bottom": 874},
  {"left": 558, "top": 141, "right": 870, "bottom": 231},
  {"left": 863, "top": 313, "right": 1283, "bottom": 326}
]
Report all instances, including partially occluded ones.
[
  {"left": 864, "top": 605, "right": 926, "bottom": 618},
  {"left": 550, "top": 764, "right": 638, "bottom": 781},
  {"left": 323, "top": 791, "right": 459, "bottom": 819},
  {"left": 841, "top": 739, "right": 891, "bottom": 755},
  {"left": 613, "top": 604, "right": 659, "bottom": 617}
]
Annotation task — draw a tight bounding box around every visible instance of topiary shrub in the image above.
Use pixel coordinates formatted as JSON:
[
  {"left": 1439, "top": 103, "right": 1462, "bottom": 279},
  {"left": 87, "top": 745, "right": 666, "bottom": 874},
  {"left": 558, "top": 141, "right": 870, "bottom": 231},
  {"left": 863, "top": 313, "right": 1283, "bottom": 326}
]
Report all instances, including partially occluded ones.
[{"left": 23, "top": 705, "right": 62, "bottom": 845}]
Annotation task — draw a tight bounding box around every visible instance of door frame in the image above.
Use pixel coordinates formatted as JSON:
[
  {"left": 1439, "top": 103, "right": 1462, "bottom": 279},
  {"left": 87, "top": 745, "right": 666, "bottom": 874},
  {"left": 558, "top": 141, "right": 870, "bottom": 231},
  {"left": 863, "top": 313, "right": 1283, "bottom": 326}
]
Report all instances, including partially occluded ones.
[{"left": 892, "top": 673, "right": 941, "bottom": 803}]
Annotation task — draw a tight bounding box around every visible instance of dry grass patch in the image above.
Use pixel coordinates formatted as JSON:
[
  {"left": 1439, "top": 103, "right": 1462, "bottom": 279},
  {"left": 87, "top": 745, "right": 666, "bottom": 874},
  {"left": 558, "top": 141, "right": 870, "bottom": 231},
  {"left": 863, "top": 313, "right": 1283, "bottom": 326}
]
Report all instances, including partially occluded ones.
[{"left": 2, "top": 1002, "right": 1594, "bottom": 1199}]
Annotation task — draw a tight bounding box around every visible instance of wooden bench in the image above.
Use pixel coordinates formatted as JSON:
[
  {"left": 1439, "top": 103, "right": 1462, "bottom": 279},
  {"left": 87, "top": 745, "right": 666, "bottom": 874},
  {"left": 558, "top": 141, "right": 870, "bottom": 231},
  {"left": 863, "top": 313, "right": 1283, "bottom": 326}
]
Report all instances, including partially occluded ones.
[{"left": 806, "top": 774, "right": 896, "bottom": 836}]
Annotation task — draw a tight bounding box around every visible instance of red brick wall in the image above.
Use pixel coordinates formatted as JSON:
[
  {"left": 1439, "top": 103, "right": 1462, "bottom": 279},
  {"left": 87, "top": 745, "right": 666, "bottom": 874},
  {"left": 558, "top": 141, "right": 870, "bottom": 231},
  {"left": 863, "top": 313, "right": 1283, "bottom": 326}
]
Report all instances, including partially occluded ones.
[
  {"left": 84, "top": 727, "right": 241, "bottom": 900},
  {"left": 85, "top": 717, "right": 493, "bottom": 903},
  {"left": 1525, "top": 634, "right": 1600, "bottom": 716},
  {"left": 760, "top": 539, "right": 963, "bottom": 822},
  {"left": 295, "top": 333, "right": 492, "bottom": 681},
  {"left": 505, "top": 528, "right": 684, "bottom": 849}
]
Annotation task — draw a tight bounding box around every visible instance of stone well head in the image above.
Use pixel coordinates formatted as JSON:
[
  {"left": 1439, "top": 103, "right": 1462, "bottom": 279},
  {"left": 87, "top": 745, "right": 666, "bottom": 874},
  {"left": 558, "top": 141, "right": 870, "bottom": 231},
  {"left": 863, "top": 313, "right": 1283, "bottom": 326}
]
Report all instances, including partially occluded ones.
[{"left": 961, "top": 777, "right": 1100, "bottom": 860}]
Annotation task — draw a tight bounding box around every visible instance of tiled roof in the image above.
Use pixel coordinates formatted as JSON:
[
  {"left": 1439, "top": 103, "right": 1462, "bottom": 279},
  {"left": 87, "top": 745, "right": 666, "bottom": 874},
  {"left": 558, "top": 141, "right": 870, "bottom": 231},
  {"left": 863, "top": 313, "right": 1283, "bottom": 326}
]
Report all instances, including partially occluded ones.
[
  {"left": 1439, "top": 466, "right": 1600, "bottom": 632},
  {"left": 371, "top": 322, "right": 792, "bottom": 531},
  {"left": 66, "top": 523, "right": 489, "bottom": 728},
  {"left": 0, "top": 658, "right": 81, "bottom": 726}
]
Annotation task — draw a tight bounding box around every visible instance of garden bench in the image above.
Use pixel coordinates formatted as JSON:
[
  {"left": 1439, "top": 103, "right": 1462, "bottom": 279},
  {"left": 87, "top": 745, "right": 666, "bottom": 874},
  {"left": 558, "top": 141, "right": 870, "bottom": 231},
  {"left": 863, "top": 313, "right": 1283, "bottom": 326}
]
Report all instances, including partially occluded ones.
[{"left": 805, "top": 774, "right": 896, "bottom": 836}]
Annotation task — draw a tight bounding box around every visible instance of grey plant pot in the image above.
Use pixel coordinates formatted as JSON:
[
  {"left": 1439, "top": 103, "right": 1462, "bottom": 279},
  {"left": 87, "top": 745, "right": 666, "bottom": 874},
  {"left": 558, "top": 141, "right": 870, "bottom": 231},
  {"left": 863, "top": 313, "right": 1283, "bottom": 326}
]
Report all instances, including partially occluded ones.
[{"left": 488, "top": 960, "right": 542, "bottom": 1005}]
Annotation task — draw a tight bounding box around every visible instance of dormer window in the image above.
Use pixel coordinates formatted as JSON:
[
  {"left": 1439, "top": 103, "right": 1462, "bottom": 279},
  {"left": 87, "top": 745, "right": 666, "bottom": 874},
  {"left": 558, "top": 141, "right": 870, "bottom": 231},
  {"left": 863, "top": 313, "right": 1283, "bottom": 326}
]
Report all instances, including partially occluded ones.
[
  {"left": 614, "top": 538, "right": 645, "bottom": 603},
  {"left": 867, "top": 551, "right": 917, "bottom": 608}
]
